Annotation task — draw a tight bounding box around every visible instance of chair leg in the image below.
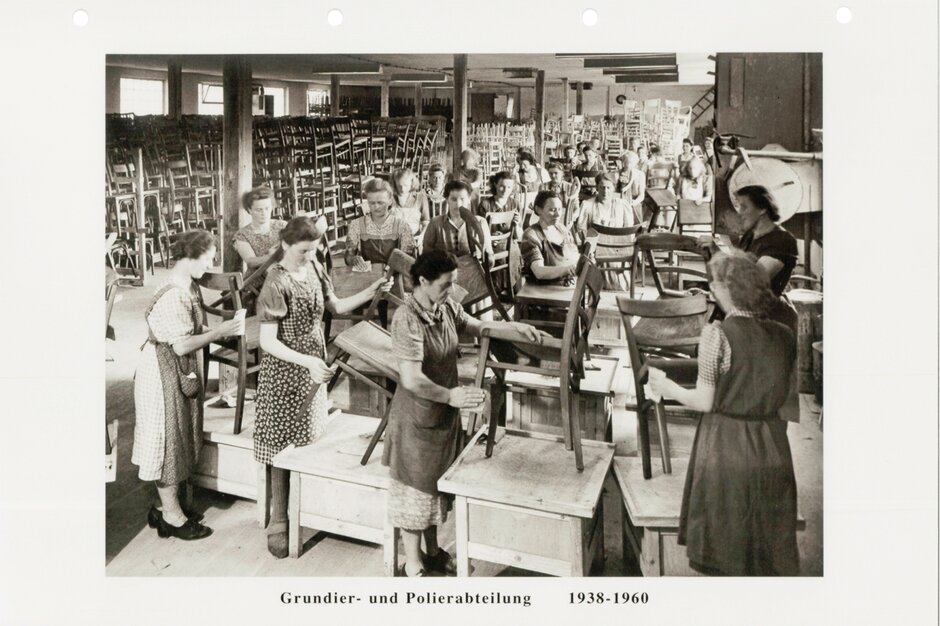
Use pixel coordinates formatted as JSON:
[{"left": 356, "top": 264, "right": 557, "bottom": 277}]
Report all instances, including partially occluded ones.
[
  {"left": 361, "top": 402, "right": 391, "bottom": 465},
  {"left": 326, "top": 351, "right": 349, "bottom": 392},
  {"left": 653, "top": 403, "right": 672, "bottom": 474},
  {"left": 234, "top": 360, "right": 247, "bottom": 436},
  {"left": 467, "top": 336, "right": 490, "bottom": 438},
  {"left": 568, "top": 389, "right": 585, "bottom": 472},
  {"left": 559, "top": 378, "right": 573, "bottom": 452},
  {"left": 638, "top": 406, "right": 653, "bottom": 480}
]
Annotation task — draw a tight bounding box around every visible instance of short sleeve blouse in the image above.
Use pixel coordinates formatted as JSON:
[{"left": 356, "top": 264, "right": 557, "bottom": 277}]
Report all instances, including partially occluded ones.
[
  {"left": 256, "top": 262, "right": 334, "bottom": 323},
  {"left": 149, "top": 286, "right": 198, "bottom": 344},
  {"left": 233, "top": 220, "right": 287, "bottom": 256}
]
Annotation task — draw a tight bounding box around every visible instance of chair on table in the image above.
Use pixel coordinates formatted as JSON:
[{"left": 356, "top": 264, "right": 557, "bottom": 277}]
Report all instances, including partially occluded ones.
[
  {"left": 617, "top": 294, "right": 708, "bottom": 479},
  {"left": 194, "top": 270, "right": 261, "bottom": 435},
  {"left": 586, "top": 223, "right": 643, "bottom": 292},
  {"left": 676, "top": 199, "right": 714, "bottom": 237},
  {"left": 631, "top": 232, "right": 710, "bottom": 298},
  {"left": 468, "top": 256, "right": 604, "bottom": 471},
  {"left": 484, "top": 210, "right": 519, "bottom": 303}
]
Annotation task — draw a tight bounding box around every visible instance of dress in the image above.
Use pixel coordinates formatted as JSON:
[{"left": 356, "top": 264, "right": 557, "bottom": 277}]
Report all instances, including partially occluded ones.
[
  {"left": 253, "top": 261, "right": 334, "bottom": 464},
  {"left": 382, "top": 295, "right": 468, "bottom": 530},
  {"left": 233, "top": 220, "right": 287, "bottom": 256},
  {"left": 132, "top": 283, "right": 204, "bottom": 483},
  {"left": 739, "top": 225, "right": 799, "bottom": 296},
  {"left": 519, "top": 223, "right": 579, "bottom": 286},
  {"left": 345, "top": 213, "right": 414, "bottom": 264},
  {"left": 678, "top": 313, "right": 799, "bottom": 576},
  {"left": 577, "top": 197, "right": 634, "bottom": 232},
  {"left": 392, "top": 190, "right": 430, "bottom": 237}
]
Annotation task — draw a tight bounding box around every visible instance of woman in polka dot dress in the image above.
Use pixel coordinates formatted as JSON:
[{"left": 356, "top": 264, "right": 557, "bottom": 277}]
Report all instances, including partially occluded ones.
[{"left": 254, "top": 216, "right": 392, "bottom": 558}]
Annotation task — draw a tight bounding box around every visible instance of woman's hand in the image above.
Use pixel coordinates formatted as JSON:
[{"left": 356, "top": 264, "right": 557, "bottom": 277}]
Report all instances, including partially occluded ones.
[
  {"left": 511, "top": 322, "right": 551, "bottom": 344},
  {"left": 371, "top": 277, "right": 394, "bottom": 294},
  {"left": 447, "top": 386, "right": 487, "bottom": 410},
  {"left": 305, "top": 356, "right": 335, "bottom": 384},
  {"left": 646, "top": 367, "right": 670, "bottom": 400},
  {"left": 215, "top": 317, "right": 245, "bottom": 338}
]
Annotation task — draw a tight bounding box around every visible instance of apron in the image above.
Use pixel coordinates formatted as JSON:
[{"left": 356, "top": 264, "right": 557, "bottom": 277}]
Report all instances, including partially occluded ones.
[{"left": 382, "top": 297, "right": 462, "bottom": 494}]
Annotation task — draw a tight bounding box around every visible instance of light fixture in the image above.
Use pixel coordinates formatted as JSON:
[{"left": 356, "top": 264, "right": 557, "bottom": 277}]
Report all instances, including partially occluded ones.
[
  {"left": 584, "top": 55, "right": 677, "bottom": 68},
  {"left": 602, "top": 66, "right": 678, "bottom": 75},
  {"left": 613, "top": 73, "right": 678, "bottom": 83},
  {"left": 502, "top": 68, "right": 536, "bottom": 79},
  {"left": 309, "top": 58, "right": 383, "bottom": 74},
  {"left": 391, "top": 72, "right": 448, "bottom": 83}
]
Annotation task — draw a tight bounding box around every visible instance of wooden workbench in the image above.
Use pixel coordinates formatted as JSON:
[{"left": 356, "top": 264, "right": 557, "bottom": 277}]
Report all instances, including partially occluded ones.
[
  {"left": 191, "top": 403, "right": 269, "bottom": 528},
  {"left": 271, "top": 414, "right": 399, "bottom": 576},
  {"left": 438, "top": 428, "right": 615, "bottom": 576},
  {"left": 612, "top": 456, "right": 805, "bottom": 576}
]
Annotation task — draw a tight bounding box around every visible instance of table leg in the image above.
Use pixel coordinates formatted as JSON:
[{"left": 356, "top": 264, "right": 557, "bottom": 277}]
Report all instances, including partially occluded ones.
[
  {"left": 288, "top": 471, "right": 302, "bottom": 558},
  {"left": 383, "top": 522, "right": 399, "bottom": 577},
  {"left": 455, "top": 496, "right": 470, "bottom": 577},
  {"left": 569, "top": 517, "right": 585, "bottom": 576},
  {"left": 257, "top": 463, "right": 270, "bottom": 529},
  {"left": 621, "top": 501, "right": 631, "bottom": 573}
]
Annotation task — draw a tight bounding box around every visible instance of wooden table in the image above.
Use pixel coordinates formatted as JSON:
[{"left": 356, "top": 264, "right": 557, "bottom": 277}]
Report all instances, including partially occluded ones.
[
  {"left": 438, "top": 428, "right": 615, "bottom": 576},
  {"left": 612, "top": 457, "right": 805, "bottom": 576},
  {"left": 271, "top": 414, "right": 399, "bottom": 576},
  {"left": 190, "top": 403, "right": 269, "bottom": 528}
]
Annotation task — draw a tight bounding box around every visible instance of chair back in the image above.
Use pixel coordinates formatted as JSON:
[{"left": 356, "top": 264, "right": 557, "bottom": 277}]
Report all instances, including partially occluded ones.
[
  {"left": 195, "top": 270, "right": 245, "bottom": 322},
  {"left": 560, "top": 256, "right": 605, "bottom": 388},
  {"left": 677, "top": 199, "right": 713, "bottom": 235},
  {"left": 631, "top": 232, "right": 710, "bottom": 298},
  {"left": 363, "top": 248, "right": 415, "bottom": 318}
]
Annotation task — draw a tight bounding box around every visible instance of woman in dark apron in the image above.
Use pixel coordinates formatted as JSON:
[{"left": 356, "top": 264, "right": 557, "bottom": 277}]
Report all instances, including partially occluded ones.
[
  {"left": 648, "top": 250, "right": 799, "bottom": 575},
  {"left": 383, "top": 250, "right": 548, "bottom": 576},
  {"left": 344, "top": 177, "right": 415, "bottom": 267}
]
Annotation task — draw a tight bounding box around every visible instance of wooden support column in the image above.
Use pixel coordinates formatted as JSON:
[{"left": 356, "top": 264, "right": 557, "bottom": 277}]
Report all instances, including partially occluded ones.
[
  {"left": 515, "top": 86, "right": 522, "bottom": 120},
  {"left": 561, "top": 78, "right": 569, "bottom": 132},
  {"left": 453, "top": 54, "right": 468, "bottom": 173},
  {"left": 167, "top": 58, "right": 182, "bottom": 120},
  {"left": 380, "top": 80, "right": 390, "bottom": 117},
  {"left": 222, "top": 56, "right": 253, "bottom": 273},
  {"left": 415, "top": 84, "right": 424, "bottom": 116},
  {"left": 606, "top": 86, "right": 612, "bottom": 117},
  {"left": 576, "top": 82, "right": 584, "bottom": 115},
  {"left": 534, "top": 70, "right": 545, "bottom": 162},
  {"left": 330, "top": 74, "right": 341, "bottom": 116}
]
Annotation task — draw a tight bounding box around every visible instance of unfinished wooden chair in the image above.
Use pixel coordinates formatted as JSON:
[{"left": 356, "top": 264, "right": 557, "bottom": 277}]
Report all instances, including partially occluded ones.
[
  {"left": 484, "top": 210, "right": 518, "bottom": 303},
  {"left": 469, "top": 256, "right": 604, "bottom": 471},
  {"left": 630, "top": 232, "right": 710, "bottom": 298},
  {"left": 617, "top": 294, "right": 708, "bottom": 479},
  {"left": 586, "top": 223, "right": 643, "bottom": 292},
  {"left": 676, "top": 199, "right": 714, "bottom": 237},
  {"left": 195, "top": 270, "right": 261, "bottom": 435}
]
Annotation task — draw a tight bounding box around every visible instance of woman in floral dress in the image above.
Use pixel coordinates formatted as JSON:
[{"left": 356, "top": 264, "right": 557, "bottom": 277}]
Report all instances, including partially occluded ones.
[{"left": 254, "top": 216, "right": 392, "bottom": 558}]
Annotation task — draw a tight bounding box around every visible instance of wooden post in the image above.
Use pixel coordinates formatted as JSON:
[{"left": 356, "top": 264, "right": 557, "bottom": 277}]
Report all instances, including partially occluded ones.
[
  {"left": 606, "top": 86, "right": 612, "bottom": 117},
  {"left": 135, "top": 147, "right": 147, "bottom": 285},
  {"left": 414, "top": 84, "right": 424, "bottom": 116},
  {"left": 222, "top": 56, "right": 253, "bottom": 273},
  {"left": 515, "top": 86, "right": 522, "bottom": 120},
  {"left": 561, "top": 78, "right": 570, "bottom": 132},
  {"left": 330, "top": 74, "right": 341, "bottom": 116},
  {"left": 380, "top": 80, "right": 390, "bottom": 117},
  {"left": 167, "top": 58, "right": 182, "bottom": 120},
  {"left": 453, "top": 54, "right": 468, "bottom": 173},
  {"left": 534, "top": 70, "right": 545, "bottom": 162},
  {"left": 576, "top": 82, "right": 584, "bottom": 115}
]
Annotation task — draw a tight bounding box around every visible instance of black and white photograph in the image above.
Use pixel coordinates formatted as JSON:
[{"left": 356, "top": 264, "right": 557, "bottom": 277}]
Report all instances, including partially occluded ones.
[
  {"left": 1, "top": 0, "right": 937, "bottom": 624},
  {"left": 103, "top": 52, "right": 824, "bottom": 578}
]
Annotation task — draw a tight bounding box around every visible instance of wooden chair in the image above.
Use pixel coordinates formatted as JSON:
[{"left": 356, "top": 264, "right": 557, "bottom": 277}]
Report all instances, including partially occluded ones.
[
  {"left": 194, "top": 270, "right": 261, "bottom": 435},
  {"left": 484, "top": 210, "right": 518, "bottom": 303},
  {"left": 676, "top": 199, "right": 713, "bottom": 237},
  {"left": 586, "top": 223, "right": 643, "bottom": 292},
  {"left": 469, "top": 256, "right": 604, "bottom": 471},
  {"left": 617, "top": 295, "right": 708, "bottom": 479},
  {"left": 631, "top": 232, "right": 710, "bottom": 298}
]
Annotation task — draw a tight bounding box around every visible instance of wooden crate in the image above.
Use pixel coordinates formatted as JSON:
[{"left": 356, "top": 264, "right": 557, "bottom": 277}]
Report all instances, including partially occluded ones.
[
  {"left": 439, "top": 428, "right": 615, "bottom": 576},
  {"left": 273, "top": 414, "right": 399, "bottom": 577}
]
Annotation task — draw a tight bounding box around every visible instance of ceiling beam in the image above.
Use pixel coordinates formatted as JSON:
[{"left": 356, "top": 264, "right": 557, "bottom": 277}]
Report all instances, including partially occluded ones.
[
  {"left": 602, "top": 67, "right": 678, "bottom": 75},
  {"left": 614, "top": 74, "right": 679, "bottom": 83},
  {"left": 584, "top": 55, "right": 676, "bottom": 68}
]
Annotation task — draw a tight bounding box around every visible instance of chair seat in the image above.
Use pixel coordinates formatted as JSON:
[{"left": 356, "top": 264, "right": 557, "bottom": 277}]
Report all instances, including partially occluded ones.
[{"left": 633, "top": 315, "right": 703, "bottom": 349}]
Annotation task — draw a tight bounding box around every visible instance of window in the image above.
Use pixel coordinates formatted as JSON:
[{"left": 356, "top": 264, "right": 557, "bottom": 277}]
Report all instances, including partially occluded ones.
[
  {"left": 198, "top": 83, "right": 224, "bottom": 115},
  {"left": 119, "top": 78, "right": 165, "bottom": 115},
  {"left": 307, "top": 89, "right": 330, "bottom": 116},
  {"left": 263, "top": 86, "right": 286, "bottom": 117}
]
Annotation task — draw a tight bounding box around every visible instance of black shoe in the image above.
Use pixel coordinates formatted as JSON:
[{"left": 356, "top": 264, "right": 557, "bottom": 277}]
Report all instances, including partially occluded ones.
[
  {"left": 155, "top": 515, "right": 213, "bottom": 541},
  {"left": 398, "top": 564, "right": 426, "bottom": 577},
  {"left": 422, "top": 550, "right": 457, "bottom": 576},
  {"left": 267, "top": 532, "right": 289, "bottom": 559},
  {"left": 148, "top": 506, "right": 204, "bottom": 528}
]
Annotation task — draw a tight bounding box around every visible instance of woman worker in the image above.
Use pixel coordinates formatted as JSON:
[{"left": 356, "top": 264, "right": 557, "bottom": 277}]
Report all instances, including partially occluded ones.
[
  {"left": 255, "top": 216, "right": 392, "bottom": 558},
  {"left": 519, "top": 190, "right": 579, "bottom": 287},
  {"left": 647, "top": 249, "right": 799, "bottom": 576},
  {"left": 233, "top": 185, "right": 287, "bottom": 271},
  {"left": 134, "top": 230, "right": 245, "bottom": 540},
  {"left": 384, "top": 250, "right": 548, "bottom": 576},
  {"left": 390, "top": 167, "right": 431, "bottom": 240}
]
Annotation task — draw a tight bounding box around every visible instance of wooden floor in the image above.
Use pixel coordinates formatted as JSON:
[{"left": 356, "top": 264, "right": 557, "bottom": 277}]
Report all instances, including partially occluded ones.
[{"left": 106, "top": 266, "right": 823, "bottom": 577}]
